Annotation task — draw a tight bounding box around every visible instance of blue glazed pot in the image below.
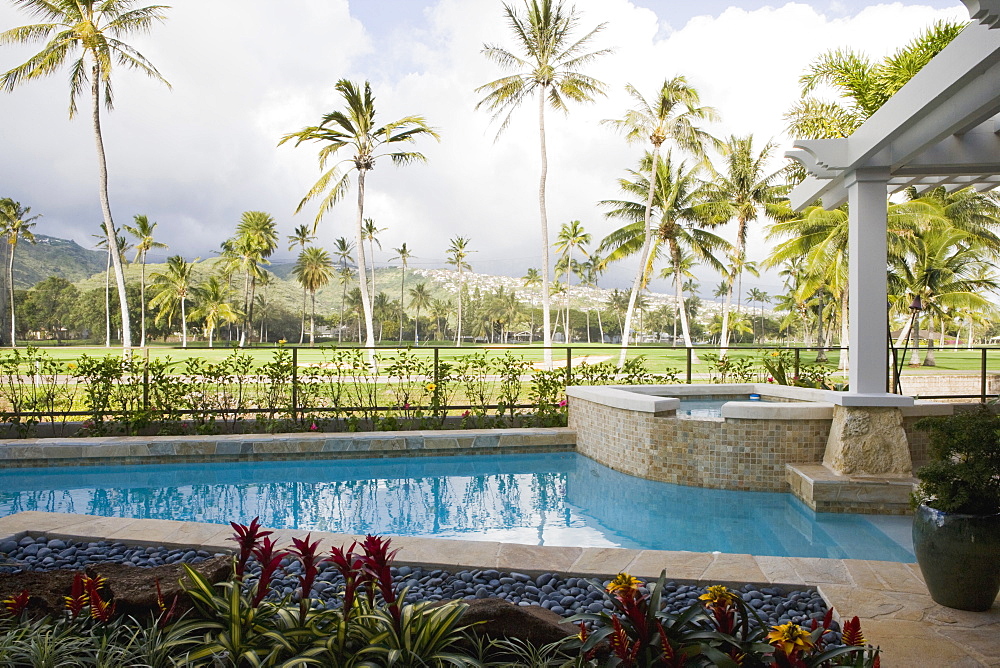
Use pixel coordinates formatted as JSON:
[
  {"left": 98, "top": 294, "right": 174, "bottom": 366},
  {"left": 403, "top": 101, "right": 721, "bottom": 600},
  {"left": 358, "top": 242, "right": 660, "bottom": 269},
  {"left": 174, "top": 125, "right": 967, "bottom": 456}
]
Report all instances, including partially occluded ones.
[{"left": 913, "top": 503, "right": 1000, "bottom": 611}]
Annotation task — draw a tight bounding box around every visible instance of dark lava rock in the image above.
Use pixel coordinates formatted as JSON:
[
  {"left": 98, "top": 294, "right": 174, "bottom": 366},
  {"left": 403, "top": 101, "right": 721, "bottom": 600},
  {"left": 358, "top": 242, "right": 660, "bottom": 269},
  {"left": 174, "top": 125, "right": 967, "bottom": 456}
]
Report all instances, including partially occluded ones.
[
  {"left": 458, "top": 597, "right": 576, "bottom": 646},
  {"left": 86, "top": 555, "right": 232, "bottom": 620},
  {"left": 0, "top": 568, "right": 81, "bottom": 618}
]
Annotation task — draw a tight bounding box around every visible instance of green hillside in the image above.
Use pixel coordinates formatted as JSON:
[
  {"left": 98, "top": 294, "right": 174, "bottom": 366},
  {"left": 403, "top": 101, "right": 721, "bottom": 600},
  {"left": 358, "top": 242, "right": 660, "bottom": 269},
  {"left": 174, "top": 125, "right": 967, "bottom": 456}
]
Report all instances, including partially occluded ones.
[{"left": 13, "top": 234, "right": 107, "bottom": 288}]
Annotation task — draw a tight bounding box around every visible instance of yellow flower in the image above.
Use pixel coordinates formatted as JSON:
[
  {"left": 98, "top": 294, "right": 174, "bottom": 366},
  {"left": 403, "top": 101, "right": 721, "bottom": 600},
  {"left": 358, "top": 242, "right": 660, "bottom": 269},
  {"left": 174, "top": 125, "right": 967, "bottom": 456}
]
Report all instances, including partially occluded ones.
[
  {"left": 606, "top": 572, "right": 643, "bottom": 595},
  {"left": 767, "top": 622, "right": 815, "bottom": 656},
  {"left": 425, "top": 383, "right": 437, "bottom": 392},
  {"left": 278, "top": 339, "right": 287, "bottom": 345},
  {"left": 771, "top": 351, "right": 779, "bottom": 356},
  {"left": 66, "top": 363, "right": 77, "bottom": 370},
  {"left": 699, "top": 585, "right": 738, "bottom": 607}
]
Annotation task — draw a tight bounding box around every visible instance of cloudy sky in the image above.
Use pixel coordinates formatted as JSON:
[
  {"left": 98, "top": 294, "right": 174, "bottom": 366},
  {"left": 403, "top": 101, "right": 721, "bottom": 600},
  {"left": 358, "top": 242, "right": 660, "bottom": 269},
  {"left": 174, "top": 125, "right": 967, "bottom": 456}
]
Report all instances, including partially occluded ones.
[{"left": 0, "top": 0, "right": 965, "bottom": 293}]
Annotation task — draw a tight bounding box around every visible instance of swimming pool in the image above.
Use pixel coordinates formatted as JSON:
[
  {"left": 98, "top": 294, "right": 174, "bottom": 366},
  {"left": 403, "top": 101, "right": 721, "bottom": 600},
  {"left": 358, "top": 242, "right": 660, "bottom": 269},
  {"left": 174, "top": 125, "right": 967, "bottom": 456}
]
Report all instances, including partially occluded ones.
[{"left": 0, "top": 453, "right": 914, "bottom": 562}]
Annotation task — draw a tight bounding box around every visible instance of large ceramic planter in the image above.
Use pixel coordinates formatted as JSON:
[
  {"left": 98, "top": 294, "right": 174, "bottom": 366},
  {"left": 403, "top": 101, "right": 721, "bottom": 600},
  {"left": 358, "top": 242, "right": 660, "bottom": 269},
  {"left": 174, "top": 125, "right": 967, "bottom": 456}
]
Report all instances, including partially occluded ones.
[{"left": 912, "top": 503, "right": 1000, "bottom": 611}]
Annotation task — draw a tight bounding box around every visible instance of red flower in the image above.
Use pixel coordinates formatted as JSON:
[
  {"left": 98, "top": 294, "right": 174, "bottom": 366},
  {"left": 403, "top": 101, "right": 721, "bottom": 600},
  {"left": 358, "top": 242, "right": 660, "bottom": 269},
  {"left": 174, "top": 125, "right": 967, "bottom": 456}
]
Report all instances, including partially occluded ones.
[
  {"left": 252, "top": 537, "right": 287, "bottom": 607},
  {"left": 85, "top": 576, "right": 115, "bottom": 623},
  {"left": 842, "top": 616, "right": 866, "bottom": 646},
  {"left": 290, "top": 533, "right": 327, "bottom": 623},
  {"left": 2, "top": 590, "right": 30, "bottom": 617},
  {"left": 230, "top": 517, "right": 272, "bottom": 578},
  {"left": 64, "top": 573, "right": 88, "bottom": 618},
  {"left": 329, "top": 542, "right": 365, "bottom": 621}
]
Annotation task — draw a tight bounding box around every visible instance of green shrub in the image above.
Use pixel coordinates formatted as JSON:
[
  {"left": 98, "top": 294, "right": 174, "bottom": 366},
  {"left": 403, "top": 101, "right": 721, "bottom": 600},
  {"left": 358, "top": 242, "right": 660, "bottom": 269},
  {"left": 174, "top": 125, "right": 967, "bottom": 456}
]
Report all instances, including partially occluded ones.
[{"left": 914, "top": 407, "right": 1000, "bottom": 514}]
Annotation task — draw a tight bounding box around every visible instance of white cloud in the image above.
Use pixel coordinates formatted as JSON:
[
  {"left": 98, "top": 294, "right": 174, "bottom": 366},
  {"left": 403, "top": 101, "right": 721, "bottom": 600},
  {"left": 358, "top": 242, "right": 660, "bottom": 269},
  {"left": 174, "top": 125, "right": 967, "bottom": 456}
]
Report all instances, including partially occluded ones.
[{"left": 0, "top": 1, "right": 966, "bottom": 292}]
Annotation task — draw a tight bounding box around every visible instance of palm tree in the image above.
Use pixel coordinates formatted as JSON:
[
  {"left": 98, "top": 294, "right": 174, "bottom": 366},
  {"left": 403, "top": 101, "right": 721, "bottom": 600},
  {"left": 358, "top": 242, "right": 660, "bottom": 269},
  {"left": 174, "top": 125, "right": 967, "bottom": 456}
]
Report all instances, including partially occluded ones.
[
  {"left": 431, "top": 298, "right": 452, "bottom": 342},
  {"left": 408, "top": 282, "right": 431, "bottom": 345},
  {"left": 361, "top": 218, "right": 385, "bottom": 301},
  {"left": 578, "top": 254, "right": 605, "bottom": 343},
  {"left": 1, "top": 0, "right": 171, "bottom": 352},
  {"left": 390, "top": 242, "right": 413, "bottom": 342},
  {"left": 745, "top": 287, "right": 770, "bottom": 342},
  {"left": 603, "top": 78, "right": 718, "bottom": 364},
  {"left": 93, "top": 225, "right": 130, "bottom": 347},
  {"left": 0, "top": 199, "right": 39, "bottom": 347},
  {"left": 292, "top": 246, "right": 334, "bottom": 345},
  {"left": 446, "top": 236, "right": 472, "bottom": 346},
  {"left": 786, "top": 21, "right": 964, "bottom": 142},
  {"left": 476, "top": 0, "right": 610, "bottom": 365},
  {"left": 554, "top": 220, "right": 590, "bottom": 343},
  {"left": 332, "top": 237, "right": 355, "bottom": 343},
  {"left": 149, "top": 255, "right": 194, "bottom": 348},
  {"left": 280, "top": 79, "right": 439, "bottom": 361},
  {"left": 522, "top": 267, "right": 542, "bottom": 343},
  {"left": 599, "top": 154, "right": 729, "bottom": 356},
  {"left": 190, "top": 275, "right": 238, "bottom": 348},
  {"left": 124, "top": 214, "right": 167, "bottom": 348},
  {"left": 286, "top": 223, "right": 316, "bottom": 344},
  {"left": 701, "top": 135, "right": 785, "bottom": 355},
  {"left": 227, "top": 211, "right": 278, "bottom": 347}
]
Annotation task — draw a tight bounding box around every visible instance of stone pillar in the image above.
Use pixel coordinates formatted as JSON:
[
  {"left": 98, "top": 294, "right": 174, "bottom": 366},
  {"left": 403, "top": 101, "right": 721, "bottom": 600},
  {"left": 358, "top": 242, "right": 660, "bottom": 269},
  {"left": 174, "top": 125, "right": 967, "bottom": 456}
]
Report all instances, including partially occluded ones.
[
  {"left": 823, "top": 405, "right": 913, "bottom": 476},
  {"left": 846, "top": 168, "right": 891, "bottom": 396}
]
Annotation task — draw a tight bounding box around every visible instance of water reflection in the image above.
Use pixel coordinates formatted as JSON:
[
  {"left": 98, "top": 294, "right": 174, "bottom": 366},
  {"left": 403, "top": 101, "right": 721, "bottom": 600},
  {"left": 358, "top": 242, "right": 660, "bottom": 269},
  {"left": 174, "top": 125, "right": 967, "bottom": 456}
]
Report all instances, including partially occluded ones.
[{"left": 0, "top": 453, "right": 914, "bottom": 560}]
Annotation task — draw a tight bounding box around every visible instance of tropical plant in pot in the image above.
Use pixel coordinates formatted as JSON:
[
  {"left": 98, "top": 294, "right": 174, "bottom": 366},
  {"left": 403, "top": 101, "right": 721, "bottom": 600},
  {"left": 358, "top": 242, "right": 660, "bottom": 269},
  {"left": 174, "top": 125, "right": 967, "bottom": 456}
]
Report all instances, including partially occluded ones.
[{"left": 913, "top": 407, "right": 1000, "bottom": 611}]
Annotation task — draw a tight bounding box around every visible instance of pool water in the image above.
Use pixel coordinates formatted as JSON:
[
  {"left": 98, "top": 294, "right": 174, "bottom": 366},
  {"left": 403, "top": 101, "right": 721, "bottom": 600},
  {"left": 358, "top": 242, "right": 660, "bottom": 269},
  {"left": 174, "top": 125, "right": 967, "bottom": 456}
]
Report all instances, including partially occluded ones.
[
  {"left": 0, "top": 453, "right": 914, "bottom": 562},
  {"left": 677, "top": 397, "right": 776, "bottom": 418}
]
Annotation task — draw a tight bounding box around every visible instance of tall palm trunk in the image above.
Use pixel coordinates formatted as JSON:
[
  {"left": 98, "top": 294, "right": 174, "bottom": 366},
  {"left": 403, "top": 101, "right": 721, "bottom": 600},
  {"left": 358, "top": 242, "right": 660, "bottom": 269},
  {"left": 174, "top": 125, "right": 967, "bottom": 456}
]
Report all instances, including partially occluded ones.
[
  {"left": 104, "top": 250, "right": 111, "bottom": 347},
  {"left": 300, "top": 285, "right": 307, "bottom": 344},
  {"left": 8, "top": 241, "right": 16, "bottom": 347},
  {"left": 538, "top": 89, "right": 553, "bottom": 366},
  {"left": 239, "top": 271, "right": 251, "bottom": 347},
  {"left": 398, "top": 268, "right": 406, "bottom": 342},
  {"left": 671, "top": 244, "right": 697, "bottom": 355},
  {"left": 414, "top": 305, "right": 420, "bottom": 345},
  {"left": 91, "top": 62, "right": 131, "bottom": 352},
  {"left": 355, "top": 170, "right": 376, "bottom": 363},
  {"left": 310, "top": 290, "right": 316, "bottom": 345},
  {"left": 619, "top": 144, "right": 661, "bottom": 367},
  {"left": 139, "top": 254, "right": 147, "bottom": 347},
  {"left": 339, "top": 280, "right": 347, "bottom": 343},
  {"left": 455, "top": 266, "right": 464, "bottom": 346},
  {"left": 180, "top": 295, "right": 187, "bottom": 348},
  {"left": 719, "top": 217, "right": 746, "bottom": 358}
]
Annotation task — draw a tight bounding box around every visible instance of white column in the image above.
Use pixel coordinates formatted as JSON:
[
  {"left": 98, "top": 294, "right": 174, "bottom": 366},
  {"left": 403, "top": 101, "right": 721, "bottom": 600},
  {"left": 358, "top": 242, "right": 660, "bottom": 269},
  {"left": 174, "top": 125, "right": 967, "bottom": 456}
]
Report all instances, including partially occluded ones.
[{"left": 846, "top": 168, "right": 890, "bottom": 395}]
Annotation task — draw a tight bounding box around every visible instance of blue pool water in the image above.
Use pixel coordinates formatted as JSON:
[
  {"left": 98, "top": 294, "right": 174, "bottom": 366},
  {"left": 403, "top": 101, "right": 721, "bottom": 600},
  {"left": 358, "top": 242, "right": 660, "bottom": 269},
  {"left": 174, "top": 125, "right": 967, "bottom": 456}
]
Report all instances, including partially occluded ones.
[{"left": 0, "top": 453, "right": 914, "bottom": 562}]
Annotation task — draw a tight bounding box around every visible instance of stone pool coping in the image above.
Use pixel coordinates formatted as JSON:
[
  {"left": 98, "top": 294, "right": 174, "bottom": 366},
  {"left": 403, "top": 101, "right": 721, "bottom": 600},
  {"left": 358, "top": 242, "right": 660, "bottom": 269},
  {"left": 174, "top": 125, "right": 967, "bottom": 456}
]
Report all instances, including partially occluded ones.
[
  {"left": 0, "top": 511, "right": 995, "bottom": 667},
  {"left": 0, "top": 427, "right": 576, "bottom": 468}
]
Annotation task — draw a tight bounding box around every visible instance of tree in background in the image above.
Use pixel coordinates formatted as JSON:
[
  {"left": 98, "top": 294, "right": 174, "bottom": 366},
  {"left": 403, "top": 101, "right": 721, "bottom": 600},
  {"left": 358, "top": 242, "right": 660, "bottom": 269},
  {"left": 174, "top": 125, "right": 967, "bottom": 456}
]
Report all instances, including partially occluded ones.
[
  {"left": 554, "top": 220, "right": 590, "bottom": 343},
  {"left": 286, "top": 223, "right": 316, "bottom": 343},
  {"left": 390, "top": 242, "right": 413, "bottom": 342},
  {"left": 292, "top": 246, "right": 334, "bottom": 345},
  {"left": 190, "top": 275, "right": 237, "bottom": 348},
  {"left": 149, "top": 255, "right": 194, "bottom": 348},
  {"left": 603, "top": 77, "right": 718, "bottom": 363},
  {"left": 408, "top": 282, "right": 431, "bottom": 345},
  {"left": 280, "top": 79, "right": 439, "bottom": 361},
  {"left": 477, "top": 0, "right": 610, "bottom": 365},
  {"left": 93, "top": 225, "right": 130, "bottom": 347},
  {"left": 521, "top": 267, "right": 542, "bottom": 343},
  {"left": 446, "top": 236, "right": 472, "bottom": 345},
  {"left": 224, "top": 211, "right": 278, "bottom": 346},
  {"left": 0, "top": 199, "right": 39, "bottom": 347},
  {"left": 361, "top": 218, "right": 385, "bottom": 301},
  {"left": 1, "top": 0, "right": 172, "bottom": 352},
  {"left": 124, "top": 214, "right": 167, "bottom": 348}
]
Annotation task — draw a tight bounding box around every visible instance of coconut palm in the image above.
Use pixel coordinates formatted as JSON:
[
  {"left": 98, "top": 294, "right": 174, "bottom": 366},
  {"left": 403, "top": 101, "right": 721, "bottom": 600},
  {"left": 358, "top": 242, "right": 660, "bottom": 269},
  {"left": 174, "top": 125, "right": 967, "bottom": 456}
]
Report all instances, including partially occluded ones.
[
  {"left": 225, "top": 211, "right": 278, "bottom": 347},
  {"left": 603, "top": 78, "right": 719, "bottom": 362},
  {"left": 700, "top": 135, "right": 786, "bottom": 355},
  {"left": 476, "top": 0, "right": 610, "bottom": 364},
  {"left": 149, "top": 255, "right": 194, "bottom": 348},
  {"left": 331, "top": 237, "right": 355, "bottom": 343},
  {"left": 0, "top": 199, "right": 39, "bottom": 347},
  {"left": 579, "top": 253, "right": 605, "bottom": 343},
  {"left": 521, "top": 267, "right": 542, "bottom": 343},
  {"left": 124, "top": 214, "right": 167, "bottom": 348},
  {"left": 786, "top": 20, "right": 964, "bottom": 142},
  {"left": 599, "top": 154, "right": 729, "bottom": 356},
  {"left": 554, "top": 220, "right": 590, "bottom": 343},
  {"left": 1, "top": 0, "right": 172, "bottom": 352},
  {"left": 286, "top": 223, "right": 316, "bottom": 344},
  {"left": 390, "top": 242, "right": 413, "bottom": 341},
  {"left": 362, "top": 218, "right": 385, "bottom": 301},
  {"left": 190, "top": 276, "right": 238, "bottom": 348},
  {"left": 446, "top": 236, "right": 472, "bottom": 346},
  {"left": 408, "top": 282, "right": 431, "bottom": 345},
  {"left": 292, "top": 246, "right": 334, "bottom": 345},
  {"left": 93, "top": 225, "right": 130, "bottom": 347},
  {"left": 280, "top": 79, "right": 439, "bottom": 361},
  {"left": 431, "top": 298, "right": 452, "bottom": 342}
]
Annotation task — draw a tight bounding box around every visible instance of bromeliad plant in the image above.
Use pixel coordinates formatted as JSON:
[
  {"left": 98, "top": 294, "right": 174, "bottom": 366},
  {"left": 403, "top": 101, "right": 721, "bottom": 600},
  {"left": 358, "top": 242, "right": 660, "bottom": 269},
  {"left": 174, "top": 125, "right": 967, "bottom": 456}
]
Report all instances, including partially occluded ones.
[
  {"left": 568, "top": 571, "right": 881, "bottom": 668},
  {"left": 180, "top": 518, "right": 476, "bottom": 667}
]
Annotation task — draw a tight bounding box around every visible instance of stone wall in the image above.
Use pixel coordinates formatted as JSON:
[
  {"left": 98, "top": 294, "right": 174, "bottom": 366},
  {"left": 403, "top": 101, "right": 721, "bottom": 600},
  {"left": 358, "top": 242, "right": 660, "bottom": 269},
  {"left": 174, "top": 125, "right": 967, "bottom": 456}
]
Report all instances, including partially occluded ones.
[
  {"left": 569, "top": 397, "right": 830, "bottom": 492},
  {"left": 0, "top": 428, "right": 576, "bottom": 469},
  {"left": 900, "top": 373, "right": 1000, "bottom": 399}
]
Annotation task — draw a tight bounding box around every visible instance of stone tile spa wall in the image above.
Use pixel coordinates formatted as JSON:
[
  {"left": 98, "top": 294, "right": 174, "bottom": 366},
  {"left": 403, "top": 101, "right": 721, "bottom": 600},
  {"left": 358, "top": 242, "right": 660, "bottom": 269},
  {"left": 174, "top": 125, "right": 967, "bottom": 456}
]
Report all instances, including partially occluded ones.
[{"left": 568, "top": 397, "right": 830, "bottom": 492}]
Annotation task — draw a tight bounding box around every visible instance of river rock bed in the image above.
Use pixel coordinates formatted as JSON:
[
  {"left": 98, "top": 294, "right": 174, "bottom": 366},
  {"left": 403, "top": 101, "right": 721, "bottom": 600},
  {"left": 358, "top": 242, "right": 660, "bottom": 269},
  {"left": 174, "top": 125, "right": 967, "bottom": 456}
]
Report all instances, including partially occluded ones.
[{"left": 1, "top": 535, "right": 838, "bottom": 638}]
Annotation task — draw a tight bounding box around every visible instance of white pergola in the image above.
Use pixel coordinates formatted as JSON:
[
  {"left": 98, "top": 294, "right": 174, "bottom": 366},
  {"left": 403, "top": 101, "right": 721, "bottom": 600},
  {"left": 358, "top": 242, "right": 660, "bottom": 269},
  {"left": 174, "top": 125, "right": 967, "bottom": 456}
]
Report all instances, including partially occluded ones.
[{"left": 786, "top": 0, "right": 1000, "bottom": 404}]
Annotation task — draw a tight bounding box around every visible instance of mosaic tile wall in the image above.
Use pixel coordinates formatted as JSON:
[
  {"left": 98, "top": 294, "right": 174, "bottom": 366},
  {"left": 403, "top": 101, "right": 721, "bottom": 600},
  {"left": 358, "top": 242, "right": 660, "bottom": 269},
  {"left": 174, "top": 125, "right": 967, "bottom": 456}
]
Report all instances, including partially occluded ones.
[{"left": 569, "top": 397, "right": 832, "bottom": 492}]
